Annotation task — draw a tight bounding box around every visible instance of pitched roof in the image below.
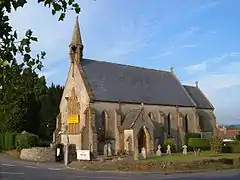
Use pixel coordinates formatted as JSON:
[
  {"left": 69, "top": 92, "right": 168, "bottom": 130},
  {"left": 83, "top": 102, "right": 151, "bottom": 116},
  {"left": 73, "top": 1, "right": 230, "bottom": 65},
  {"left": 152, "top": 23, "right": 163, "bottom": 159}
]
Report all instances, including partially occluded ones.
[
  {"left": 183, "top": 85, "right": 214, "bottom": 110},
  {"left": 81, "top": 58, "right": 196, "bottom": 107}
]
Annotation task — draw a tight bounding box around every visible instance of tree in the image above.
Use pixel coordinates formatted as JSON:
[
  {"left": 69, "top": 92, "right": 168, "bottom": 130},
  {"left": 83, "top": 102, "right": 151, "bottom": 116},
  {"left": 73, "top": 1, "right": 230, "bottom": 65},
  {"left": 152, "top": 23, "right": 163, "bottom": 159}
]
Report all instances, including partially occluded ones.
[
  {"left": 0, "top": 0, "right": 81, "bottom": 133},
  {"left": 0, "top": 0, "right": 81, "bottom": 84},
  {"left": 38, "top": 84, "right": 63, "bottom": 140}
]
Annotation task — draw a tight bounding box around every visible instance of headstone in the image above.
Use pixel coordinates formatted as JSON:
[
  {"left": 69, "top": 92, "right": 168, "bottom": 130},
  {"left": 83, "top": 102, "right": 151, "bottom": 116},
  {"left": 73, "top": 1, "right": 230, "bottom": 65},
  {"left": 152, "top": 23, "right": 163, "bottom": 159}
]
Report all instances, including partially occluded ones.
[
  {"left": 134, "top": 149, "right": 139, "bottom": 160},
  {"left": 166, "top": 145, "right": 171, "bottom": 155},
  {"left": 182, "top": 145, "right": 187, "bottom": 155},
  {"left": 107, "top": 143, "right": 112, "bottom": 157},
  {"left": 103, "top": 143, "right": 108, "bottom": 157},
  {"left": 156, "top": 144, "right": 162, "bottom": 156},
  {"left": 141, "top": 147, "right": 146, "bottom": 159}
]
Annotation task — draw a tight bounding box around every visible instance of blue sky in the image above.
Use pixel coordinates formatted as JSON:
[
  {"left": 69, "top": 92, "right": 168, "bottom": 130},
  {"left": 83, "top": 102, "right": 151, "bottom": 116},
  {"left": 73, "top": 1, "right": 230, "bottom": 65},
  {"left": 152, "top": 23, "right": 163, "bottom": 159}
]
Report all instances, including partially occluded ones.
[{"left": 10, "top": 0, "right": 240, "bottom": 125}]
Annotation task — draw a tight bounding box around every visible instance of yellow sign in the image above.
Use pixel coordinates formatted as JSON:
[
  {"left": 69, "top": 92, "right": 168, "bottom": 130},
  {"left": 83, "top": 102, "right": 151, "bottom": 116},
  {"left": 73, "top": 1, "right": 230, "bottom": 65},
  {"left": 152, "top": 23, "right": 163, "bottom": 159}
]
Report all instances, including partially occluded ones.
[{"left": 68, "top": 115, "right": 79, "bottom": 124}]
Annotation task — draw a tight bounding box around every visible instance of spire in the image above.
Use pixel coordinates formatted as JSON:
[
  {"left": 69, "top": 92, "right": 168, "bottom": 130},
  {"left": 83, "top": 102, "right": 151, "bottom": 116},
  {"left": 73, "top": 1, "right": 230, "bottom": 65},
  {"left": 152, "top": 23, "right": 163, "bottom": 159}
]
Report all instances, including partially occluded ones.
[{"left": 70, "top": 16, "right": 83, "bottom": 46}]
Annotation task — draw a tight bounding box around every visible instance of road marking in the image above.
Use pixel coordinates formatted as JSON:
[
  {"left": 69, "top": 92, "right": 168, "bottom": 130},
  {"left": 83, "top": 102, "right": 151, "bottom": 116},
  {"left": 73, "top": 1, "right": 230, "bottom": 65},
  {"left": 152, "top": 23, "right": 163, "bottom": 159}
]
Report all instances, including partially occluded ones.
[
  {"left": 48, "top": 168, "right": 61, "bottom": 171},
  {"left": 0, "top": 172, "right": 24, "bottom": 175},
  {"left": 74, "top": 176, "right": 127, "bottom": 179},
  {"left": 24, "top": 165, "right": 37, "bottom": 169},
  {"left": 1, "top": 164, "right": 15, "bottom": 167}
]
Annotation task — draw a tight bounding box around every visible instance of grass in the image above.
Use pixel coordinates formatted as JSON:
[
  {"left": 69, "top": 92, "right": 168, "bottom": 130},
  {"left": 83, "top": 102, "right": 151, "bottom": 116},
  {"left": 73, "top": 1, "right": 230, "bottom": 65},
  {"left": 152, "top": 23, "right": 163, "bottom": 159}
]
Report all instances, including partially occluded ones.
[{"left": 145, "top": 151, "right": 240, "bottom": 162}]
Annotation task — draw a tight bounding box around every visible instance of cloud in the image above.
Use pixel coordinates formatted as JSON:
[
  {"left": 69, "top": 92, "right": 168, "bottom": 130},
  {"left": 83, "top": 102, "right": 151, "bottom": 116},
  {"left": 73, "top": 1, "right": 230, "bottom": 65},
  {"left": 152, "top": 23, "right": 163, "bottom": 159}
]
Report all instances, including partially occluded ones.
[
  {"left": 184, "top": 52, "right": 240, "bottom": 96},
  {"left": 184, "top": 61, "right": 207, "bottom": 74},
  {"left": 195, "top": 1, "right": 222, "bottom": 12},
  {"left": 185, "top": 52, "right": 240, "bottom": 74},
  {"left": 180, "top": 43, "right": 200, "bottom": 49}
]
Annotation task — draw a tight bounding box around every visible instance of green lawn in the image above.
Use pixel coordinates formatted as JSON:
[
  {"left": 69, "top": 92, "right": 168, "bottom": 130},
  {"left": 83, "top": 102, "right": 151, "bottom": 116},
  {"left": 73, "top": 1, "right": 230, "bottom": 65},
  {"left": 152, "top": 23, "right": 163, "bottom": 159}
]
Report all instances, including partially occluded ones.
[{"left": 145, "top": 151, "right": 240, "bottom": 162}]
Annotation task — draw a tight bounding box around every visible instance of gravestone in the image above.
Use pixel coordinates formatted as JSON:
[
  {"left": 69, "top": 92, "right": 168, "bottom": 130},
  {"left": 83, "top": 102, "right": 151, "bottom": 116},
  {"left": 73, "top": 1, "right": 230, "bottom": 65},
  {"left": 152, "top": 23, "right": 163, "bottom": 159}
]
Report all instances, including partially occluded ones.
[
  {"left": 156, "top": 144, "right": 162, "bottom": 156},
  {"left": 134, "top": 149, "right": 139, "bottom": 160},
  {"left": 182, "top": 145, "right": 187, "bottom": 155},
  {"left": 103, "top": 144, "right": 108, "bottom": 157},
  {"left": 166, "top": 145, "right": 171, "bottom": 155},
  {"left": 107, "top": 143, "right": 112, "bottom": 157},
  {"left": 141, "top": 147, "right": 146, "bottom": 159}
]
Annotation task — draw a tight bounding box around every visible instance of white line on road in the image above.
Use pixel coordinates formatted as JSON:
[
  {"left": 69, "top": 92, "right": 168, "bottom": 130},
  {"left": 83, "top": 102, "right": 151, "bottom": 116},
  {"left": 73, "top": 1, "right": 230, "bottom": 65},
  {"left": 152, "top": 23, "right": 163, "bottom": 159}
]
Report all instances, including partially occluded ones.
[
  {"left": 48, "top": 168, "right": 61, "bottom": 171},
  {"left": 24, "top": 165, "right": 38, "bottom": 169},
  {"left": 74, "top": 176, "right": 128, "bottom": 179},
  {"left": 0, "top": 172, "right": 24, "bottom": 175},
  {"left": 1, "top": 164, "right": 16, "bottom": 167}
]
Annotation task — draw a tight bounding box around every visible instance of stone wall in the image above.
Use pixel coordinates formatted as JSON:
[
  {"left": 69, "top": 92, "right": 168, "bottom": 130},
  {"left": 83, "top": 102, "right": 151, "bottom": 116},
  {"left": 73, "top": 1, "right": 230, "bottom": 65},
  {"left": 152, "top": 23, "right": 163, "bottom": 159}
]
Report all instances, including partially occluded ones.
[{"left": 20, "top": 147, "right": 55, "bottom": 162}]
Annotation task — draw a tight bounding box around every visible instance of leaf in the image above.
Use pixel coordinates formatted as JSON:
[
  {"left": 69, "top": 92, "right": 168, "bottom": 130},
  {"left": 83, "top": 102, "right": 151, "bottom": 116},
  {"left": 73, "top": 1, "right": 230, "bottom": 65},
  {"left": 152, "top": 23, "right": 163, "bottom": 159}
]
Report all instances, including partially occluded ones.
[
  {"left": 25, "top": 46, "right": 31, "bottom": 53},
  {"left": 75, "top": 6, "right": 80, "bottom": 14},
  {"left": 52, "top": 9, "right": 56, "bottom": 15},
  {"left": 23, "top": 54, "right": 31, "bottom": 62},
  {"left": 58, "top": 13, "right": 65, "bottom": 21}
]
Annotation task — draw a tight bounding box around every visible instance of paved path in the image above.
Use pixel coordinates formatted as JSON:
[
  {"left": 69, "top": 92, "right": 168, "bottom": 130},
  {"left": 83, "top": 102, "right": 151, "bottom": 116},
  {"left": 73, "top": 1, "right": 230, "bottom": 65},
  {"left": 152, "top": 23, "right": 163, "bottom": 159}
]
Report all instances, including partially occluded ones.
[{"left": 0, "top": 156, "right": 240, "bottom": 180}]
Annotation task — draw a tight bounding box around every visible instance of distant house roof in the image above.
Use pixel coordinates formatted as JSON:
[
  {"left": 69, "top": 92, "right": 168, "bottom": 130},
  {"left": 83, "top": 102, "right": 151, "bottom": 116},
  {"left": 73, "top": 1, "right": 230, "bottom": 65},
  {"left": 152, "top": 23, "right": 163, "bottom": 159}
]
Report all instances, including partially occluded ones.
[
  {"left": 183, "top": 85, "right": 214, "bottom": 110},
  {"left": 81, "top": 59, "right": 211, "bottom": 108}
]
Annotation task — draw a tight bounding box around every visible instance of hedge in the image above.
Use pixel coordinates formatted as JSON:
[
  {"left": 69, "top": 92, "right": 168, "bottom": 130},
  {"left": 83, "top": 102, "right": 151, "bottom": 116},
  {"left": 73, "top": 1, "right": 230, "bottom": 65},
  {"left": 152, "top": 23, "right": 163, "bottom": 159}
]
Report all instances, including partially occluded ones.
[
  {"left": 185, "top": 133, "right": 201, "bottom": 145},
  {"left": 236, "top": 134, "right": 240, "bottom": 141},
  {"left": 188, "top": 138, "right": 210, "bottom": 151},
  {"left": 0, "top": 132, "right": 18, "bottom": 151},
  {"left": 15, "top": 132, "right": 39, "bottom": 150},
  {"left": 222, "top": 140, "right": 240, "bottom": 153}
]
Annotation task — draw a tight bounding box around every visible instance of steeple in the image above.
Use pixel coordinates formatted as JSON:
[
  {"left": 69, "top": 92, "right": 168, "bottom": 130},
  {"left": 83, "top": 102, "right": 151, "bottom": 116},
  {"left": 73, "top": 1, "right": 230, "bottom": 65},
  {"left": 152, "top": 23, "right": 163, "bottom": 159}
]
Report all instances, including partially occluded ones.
[
  {"left": 70, "top": 16, "right": 83, "bottom": 46},
  {"left": 69, "top": 16, "right": 83, "bottom": 65}
]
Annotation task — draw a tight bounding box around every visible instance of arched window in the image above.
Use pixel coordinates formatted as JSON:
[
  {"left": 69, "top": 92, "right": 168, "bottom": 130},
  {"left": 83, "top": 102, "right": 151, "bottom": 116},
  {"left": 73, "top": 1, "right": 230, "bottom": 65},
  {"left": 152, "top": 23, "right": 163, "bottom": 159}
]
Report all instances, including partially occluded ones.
[
  {"left": 101, "top": 111, "right": 109, "bottom": 138},
  {"left": 199, "top": 115, "right": 204, "bottom": 131},
  {"left": 148, "top": 112, "right": 154, "bottom": 120},
  {"left": 167, "top": 113, "right": 171, "bottom": 135},
  {"left": 184, "top": 115, "right": 189, "bottom": 133}
]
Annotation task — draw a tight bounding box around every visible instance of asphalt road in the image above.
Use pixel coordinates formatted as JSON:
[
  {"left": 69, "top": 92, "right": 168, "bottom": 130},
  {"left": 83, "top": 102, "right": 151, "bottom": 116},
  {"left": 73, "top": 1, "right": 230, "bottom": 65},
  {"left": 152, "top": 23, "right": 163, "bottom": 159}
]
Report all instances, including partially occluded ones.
[{"left": 0, "top": 156, "right": 240, "bottom": 180}]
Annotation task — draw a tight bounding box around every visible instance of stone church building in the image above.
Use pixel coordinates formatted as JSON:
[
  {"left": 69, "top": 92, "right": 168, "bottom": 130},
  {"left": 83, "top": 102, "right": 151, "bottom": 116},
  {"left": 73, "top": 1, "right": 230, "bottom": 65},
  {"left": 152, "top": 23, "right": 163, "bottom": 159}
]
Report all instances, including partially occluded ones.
[{"left": 53, "top": 17, "right": 218, "bottom": 156}]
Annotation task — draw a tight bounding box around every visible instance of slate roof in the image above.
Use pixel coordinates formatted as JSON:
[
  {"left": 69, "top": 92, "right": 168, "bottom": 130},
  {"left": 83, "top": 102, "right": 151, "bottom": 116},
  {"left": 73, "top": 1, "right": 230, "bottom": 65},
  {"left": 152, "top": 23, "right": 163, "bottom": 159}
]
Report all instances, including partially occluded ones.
[
  {"left": 81, "top": 58, "right": 197, "bottom": 107},
  {"left": 183, "top": 85, "right": 214, "bottom": 110}
]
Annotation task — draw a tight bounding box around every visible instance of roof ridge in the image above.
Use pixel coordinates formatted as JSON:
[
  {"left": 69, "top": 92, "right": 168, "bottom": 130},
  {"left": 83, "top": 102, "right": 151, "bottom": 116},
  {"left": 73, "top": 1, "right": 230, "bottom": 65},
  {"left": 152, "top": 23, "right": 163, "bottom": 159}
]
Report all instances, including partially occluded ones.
[
  {"left": 183, "top": 84, "right": 196, "bottom": 88},
  {"left": 83, "top": 58, "right": 170, "bottom": 73}
]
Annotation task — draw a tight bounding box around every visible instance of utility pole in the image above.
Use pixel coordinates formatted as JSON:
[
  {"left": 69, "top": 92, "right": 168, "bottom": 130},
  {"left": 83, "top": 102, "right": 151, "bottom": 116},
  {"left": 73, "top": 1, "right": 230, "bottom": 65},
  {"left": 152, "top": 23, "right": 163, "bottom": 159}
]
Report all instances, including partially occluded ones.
[{"left": 64, "top": 129, "right": 69, "bottom": 166}]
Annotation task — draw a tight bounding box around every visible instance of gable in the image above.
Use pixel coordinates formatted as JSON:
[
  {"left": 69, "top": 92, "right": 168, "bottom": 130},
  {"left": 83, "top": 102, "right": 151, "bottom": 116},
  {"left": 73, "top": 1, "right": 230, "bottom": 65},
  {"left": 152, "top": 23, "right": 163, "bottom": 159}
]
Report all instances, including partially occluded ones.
[
  {"left": 81, "top": 59, "right": 195, "bottom": 107},
  {"left": 183, "top": 85, "right": 214, "bottom": 110}
]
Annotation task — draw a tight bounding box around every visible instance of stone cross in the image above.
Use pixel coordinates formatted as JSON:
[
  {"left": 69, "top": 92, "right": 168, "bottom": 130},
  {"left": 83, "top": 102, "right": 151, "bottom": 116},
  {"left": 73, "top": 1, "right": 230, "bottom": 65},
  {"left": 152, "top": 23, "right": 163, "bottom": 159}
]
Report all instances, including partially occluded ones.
[
  {"left": 182, "top": 145, "right": 187, "bottom": 155},
  {"left": 103, "top": 143, "right": 108, "bottom": 157},
  {"left": 107, "top": 143, "right": 112, "bottom": 157},
  {"left": 156, "top": 144, "right": 162, "bottom": 156},
  {"left": 166, "top": 145, "right": 171, "bottom": 155},
  {"left": 141, "top": 147, "right": 147, "bottom": 159}
]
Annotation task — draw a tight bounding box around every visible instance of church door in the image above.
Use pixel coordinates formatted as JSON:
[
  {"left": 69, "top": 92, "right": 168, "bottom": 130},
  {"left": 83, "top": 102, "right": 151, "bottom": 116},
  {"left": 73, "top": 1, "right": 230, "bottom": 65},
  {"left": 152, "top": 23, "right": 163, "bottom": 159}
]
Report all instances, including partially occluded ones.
[{"left": 137, "top": 127, "right": 147, "bottom": 153}]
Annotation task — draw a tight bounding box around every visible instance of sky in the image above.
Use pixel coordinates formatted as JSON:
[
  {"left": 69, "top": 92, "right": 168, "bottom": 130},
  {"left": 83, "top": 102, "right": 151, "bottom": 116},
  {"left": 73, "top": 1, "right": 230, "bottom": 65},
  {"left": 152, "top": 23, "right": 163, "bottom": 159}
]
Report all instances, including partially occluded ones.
[{"left": 9, "top": 0, "right": 240, "bottom": 125}]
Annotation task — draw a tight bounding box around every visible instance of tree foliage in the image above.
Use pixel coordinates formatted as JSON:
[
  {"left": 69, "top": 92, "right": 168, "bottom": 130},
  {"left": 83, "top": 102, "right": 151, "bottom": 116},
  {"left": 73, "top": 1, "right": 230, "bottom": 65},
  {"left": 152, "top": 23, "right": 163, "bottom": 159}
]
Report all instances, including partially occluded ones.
[{"left": 0, "top": 0, "right": 80, "bottom": 139}]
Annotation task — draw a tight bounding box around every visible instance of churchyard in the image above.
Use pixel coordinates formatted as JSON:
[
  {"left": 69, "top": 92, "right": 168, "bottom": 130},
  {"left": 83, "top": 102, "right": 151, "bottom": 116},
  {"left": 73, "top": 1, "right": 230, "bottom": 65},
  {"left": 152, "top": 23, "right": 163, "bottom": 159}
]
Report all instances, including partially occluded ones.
[
  {"left": 69, "top": 133, "right": 240, "bottom": 173},
  {"left": 1, "top": 132, "right": 240, "bottom": 173}
]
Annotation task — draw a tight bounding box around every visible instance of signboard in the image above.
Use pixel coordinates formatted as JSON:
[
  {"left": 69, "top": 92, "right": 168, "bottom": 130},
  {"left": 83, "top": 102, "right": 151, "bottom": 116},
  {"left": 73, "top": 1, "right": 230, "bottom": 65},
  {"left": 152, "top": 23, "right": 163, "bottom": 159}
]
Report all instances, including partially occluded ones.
[
  {"left": 67, "top": 115, "right": 79, "bottom": 124},
  {"left": 77, "top": 150, "right": 90, "bottom": 161}
]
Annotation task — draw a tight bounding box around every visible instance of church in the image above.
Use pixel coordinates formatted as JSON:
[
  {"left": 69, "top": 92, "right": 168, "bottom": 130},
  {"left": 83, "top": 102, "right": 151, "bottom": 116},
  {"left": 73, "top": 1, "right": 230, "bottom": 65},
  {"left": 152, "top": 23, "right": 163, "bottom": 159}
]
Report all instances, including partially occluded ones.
[{"left": 53, "top": 17, "right": 218, "bottom": 156}]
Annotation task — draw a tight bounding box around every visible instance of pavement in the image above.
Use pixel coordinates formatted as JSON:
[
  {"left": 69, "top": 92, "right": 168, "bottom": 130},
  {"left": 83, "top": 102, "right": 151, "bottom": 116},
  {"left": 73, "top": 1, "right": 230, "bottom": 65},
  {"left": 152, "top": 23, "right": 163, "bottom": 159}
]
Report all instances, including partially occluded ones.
[{"left": 0, "top": 156, "right": 240, "bottom": 180}]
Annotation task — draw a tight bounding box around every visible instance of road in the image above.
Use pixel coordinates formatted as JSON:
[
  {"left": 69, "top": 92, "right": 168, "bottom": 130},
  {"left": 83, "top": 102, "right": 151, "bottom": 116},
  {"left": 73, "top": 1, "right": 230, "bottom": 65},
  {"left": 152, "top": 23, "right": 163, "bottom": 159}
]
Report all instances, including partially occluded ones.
[{"left": 0, "top": 156, "right": 240, "bottom": 180}]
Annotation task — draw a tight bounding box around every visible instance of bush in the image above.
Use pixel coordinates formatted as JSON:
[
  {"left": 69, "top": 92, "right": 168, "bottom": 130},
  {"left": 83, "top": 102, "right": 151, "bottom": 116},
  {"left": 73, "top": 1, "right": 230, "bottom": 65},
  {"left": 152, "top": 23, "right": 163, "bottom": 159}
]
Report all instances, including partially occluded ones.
[
  {"left": 15, "top": 132, "right": 39, "bottom": 150},
  {"left": 222, "top": 140, "right": 240, "bottom": 153},
  {"left": 0, "top": 132, "right": 18, "bottom": 151},
  {"left": 38, "top": 139, "right": 51, "bottom": 147},
  {"left": 4, "top": 132, "right": 18, "bottom": 150},
  {"left": 188, "top": 138, "right": 210, "bottom": 151},
  {"left": 163, "top": 139, "right": 176, "bottom": 153},
  {"left": 185, "top": 133, "right": 201, "bottom": 145},
  {"left": 0, "top": 133, "right": 5, "bottom": 151},
  {"left": 236, "top": 134, "right": 240, "bottom": 141},
  {"left": 210, "top": 136, "right": 222, "bottom": 153}
]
